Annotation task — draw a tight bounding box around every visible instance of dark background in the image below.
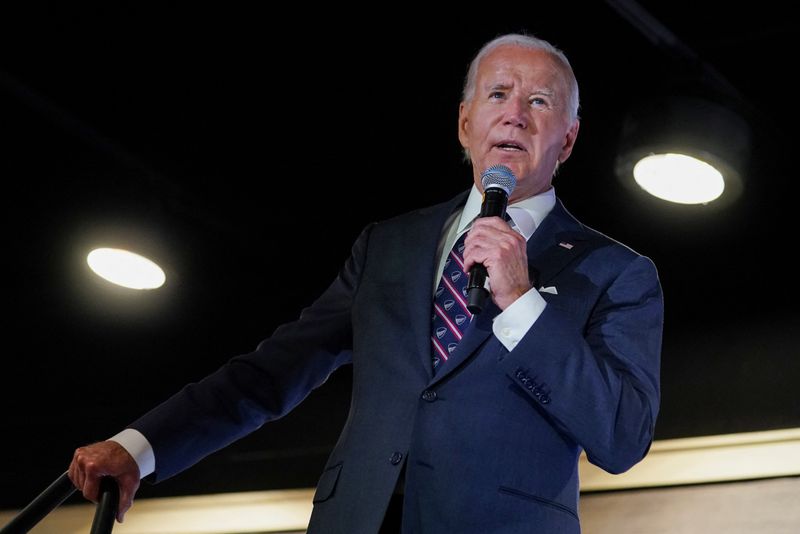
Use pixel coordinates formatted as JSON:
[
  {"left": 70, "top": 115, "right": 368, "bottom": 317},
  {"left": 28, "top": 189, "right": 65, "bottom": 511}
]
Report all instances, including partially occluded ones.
[{"left": 2, "top": 3, "right": 797, "bottom": 508}]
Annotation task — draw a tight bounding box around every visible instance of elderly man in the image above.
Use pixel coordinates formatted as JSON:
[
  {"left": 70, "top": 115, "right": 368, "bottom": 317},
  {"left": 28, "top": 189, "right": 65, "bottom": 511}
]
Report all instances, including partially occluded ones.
[{"left": 70, "top": 33, "right": 662, "bottom": 533}]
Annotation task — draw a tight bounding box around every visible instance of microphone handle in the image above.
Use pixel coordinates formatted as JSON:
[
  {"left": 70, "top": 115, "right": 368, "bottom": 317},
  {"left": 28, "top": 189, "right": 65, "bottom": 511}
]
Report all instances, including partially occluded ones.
[
  {"left": 466, "top": 187, "right": 509, "bottom": 313},
  {"left": 466, "top": 264, "right": 490, "bottom": 313},
  {"left": 479, "top": 187, "right": 510, "bottom": 218}
]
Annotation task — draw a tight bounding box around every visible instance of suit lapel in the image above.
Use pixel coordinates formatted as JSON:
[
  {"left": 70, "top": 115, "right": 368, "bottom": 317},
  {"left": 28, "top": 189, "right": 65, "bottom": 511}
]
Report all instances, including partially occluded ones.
[{"left": 526, "top": 199, "right": 592, "bottom": 287}]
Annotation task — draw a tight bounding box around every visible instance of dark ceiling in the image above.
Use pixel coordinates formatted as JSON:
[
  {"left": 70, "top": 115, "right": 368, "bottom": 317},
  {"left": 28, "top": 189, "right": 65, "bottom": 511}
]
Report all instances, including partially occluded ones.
[{"left": 2, "top": 3, "right": 798, "bottom": 510}]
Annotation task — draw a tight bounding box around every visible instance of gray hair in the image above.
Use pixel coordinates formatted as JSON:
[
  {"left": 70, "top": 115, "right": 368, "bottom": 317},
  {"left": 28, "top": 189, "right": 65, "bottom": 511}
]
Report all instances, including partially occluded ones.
[{"left": 462, "top": 33, "right": 580, "bottom": 122}]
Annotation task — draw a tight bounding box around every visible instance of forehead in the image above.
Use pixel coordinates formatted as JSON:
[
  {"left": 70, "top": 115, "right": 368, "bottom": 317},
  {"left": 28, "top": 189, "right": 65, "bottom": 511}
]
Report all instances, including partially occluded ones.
[{"left": 477, "top": 45, "right": 567, "bottom": 90}]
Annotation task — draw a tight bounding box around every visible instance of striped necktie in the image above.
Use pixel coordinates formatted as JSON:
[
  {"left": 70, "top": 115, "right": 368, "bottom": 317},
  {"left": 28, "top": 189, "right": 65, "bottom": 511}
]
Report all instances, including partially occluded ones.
[{"left": 430, "top": 231, "right": 473, "bottom": 372}]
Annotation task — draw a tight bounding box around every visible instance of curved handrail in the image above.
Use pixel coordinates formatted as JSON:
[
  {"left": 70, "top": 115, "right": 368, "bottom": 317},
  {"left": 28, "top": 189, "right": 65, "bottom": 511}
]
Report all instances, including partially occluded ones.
[
  {"left": 0, "top": 472, "right": 75, "bottom": 533},
  {"left": 89, "top": 477, "right": 118, "bottom": 534},
  {"left": 0, "top": 473, "right": 118, "bottom": 534}
]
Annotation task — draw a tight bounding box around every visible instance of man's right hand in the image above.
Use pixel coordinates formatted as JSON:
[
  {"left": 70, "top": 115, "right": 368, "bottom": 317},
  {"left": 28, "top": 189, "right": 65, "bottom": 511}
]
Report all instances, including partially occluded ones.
[{"left": 68, "top": 440, "right": 141, "bottom": 523}]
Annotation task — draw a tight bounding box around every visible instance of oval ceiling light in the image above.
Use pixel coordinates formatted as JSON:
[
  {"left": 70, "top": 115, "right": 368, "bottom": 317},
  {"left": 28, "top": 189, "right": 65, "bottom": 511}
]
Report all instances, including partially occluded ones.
[
  {"left": 633, "top": 153, "right": 725, "bottom": 204},
  {"left": 616, "top": 95, "right": 750, "bottom": 207},
  {"left": 87, "top": 248, "right": 166, "bottom": 289}
]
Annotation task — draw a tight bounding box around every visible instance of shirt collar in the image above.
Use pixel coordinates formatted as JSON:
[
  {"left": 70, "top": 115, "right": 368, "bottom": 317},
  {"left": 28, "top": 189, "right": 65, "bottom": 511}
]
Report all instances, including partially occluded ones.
[{"left": 457, "top": 185, "right": 556, "bottom": 241}]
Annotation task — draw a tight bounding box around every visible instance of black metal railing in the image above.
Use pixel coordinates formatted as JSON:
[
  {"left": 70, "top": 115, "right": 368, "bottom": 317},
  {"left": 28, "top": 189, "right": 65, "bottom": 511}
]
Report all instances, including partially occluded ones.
[{"left": 0, "top": 473, "right": 118, "bottom": 534}]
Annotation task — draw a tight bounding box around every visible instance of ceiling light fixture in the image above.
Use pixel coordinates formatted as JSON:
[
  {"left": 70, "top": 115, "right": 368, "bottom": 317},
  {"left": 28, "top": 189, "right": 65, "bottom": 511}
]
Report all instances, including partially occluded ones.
[{"left": 616, "top": 95, "right": 751, "bottom": 205}]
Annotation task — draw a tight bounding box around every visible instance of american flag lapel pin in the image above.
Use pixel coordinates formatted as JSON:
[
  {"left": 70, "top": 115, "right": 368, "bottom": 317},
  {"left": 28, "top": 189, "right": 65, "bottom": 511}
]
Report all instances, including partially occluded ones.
[{"left": 558, "top": 241, "right": 574, "bottom": 250}]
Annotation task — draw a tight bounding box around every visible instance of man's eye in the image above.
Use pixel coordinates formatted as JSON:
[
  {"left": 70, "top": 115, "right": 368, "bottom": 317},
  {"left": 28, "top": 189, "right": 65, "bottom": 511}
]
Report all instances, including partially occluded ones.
[
  {"left": 530, "top": 97, "right": 549, "bottom": 107},
  {"left": 489, "top": 91, "right": 505, "bottom": 100}
]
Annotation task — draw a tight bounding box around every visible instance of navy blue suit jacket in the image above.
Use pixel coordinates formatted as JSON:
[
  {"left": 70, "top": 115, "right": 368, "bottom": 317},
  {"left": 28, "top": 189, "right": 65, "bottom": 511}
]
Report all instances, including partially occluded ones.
[{"left": 131, "top": 191, "right": 663, "bottom": 533}]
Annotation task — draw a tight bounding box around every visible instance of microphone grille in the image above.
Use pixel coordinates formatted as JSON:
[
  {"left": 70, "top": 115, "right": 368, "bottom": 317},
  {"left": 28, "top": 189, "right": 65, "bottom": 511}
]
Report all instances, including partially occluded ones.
[{"left": 481, "top": 165, "right": 517, "bottom": 196}]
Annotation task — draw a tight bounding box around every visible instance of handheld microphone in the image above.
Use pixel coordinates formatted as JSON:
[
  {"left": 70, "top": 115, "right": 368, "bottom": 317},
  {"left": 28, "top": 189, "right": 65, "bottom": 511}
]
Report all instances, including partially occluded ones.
[{"left": 466, "top": 164, "right": 517, "bottom": 313}]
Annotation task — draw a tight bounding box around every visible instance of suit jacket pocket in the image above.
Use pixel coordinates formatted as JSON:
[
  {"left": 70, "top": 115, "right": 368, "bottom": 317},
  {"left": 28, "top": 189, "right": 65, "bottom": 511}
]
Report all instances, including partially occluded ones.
[
  {"left": 498, "top": 485, "right": 578, "bottom": 520},
  {"left": 313, "top": 463, "right": 343, "bottom": 503}
]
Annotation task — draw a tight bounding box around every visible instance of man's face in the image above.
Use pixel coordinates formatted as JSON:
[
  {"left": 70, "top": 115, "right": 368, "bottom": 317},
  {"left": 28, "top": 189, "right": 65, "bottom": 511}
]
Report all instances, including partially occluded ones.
[{"left": 458, "top": 45, "right": 580, "bottom": 202}]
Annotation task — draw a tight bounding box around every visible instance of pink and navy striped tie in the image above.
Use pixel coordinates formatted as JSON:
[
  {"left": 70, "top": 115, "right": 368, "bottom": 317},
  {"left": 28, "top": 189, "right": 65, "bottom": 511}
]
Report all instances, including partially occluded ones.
[{"left": 431, "top": 232, "right": 474, "bottom": 372}]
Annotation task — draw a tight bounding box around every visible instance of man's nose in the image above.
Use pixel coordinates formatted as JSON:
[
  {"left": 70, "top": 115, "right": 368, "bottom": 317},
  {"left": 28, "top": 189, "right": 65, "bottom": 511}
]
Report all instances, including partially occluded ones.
[{"left": 503, "top": 98, "right": 528, "bottom": 129}]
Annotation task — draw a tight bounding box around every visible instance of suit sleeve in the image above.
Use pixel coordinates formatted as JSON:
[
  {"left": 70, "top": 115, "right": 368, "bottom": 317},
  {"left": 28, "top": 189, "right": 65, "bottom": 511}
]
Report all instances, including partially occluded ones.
[
  {"left": 500, "top": 253, "right": 663, "bottom": 474},
  {"left": 129, "top": 223, "right": 374, "bottom": 482}
]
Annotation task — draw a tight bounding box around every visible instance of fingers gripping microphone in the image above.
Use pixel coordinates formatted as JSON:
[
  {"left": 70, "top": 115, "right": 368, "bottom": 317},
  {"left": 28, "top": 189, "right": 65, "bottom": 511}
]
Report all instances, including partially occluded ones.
[{"left": 466, "top": 165, "right": 517, "bottom": 313}]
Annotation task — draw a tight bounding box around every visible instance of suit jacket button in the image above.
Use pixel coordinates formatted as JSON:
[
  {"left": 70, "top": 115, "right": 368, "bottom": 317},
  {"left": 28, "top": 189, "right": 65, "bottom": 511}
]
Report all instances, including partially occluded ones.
[
  {"left": 389, "top": 452, "right": 404, "bottom": 465},
  {"left": 421, "top": 390, "right": 438, "bottom": 402}
]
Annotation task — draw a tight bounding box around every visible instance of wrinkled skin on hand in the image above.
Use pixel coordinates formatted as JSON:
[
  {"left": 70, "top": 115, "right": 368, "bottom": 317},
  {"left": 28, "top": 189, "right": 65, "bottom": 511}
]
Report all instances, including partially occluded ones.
[
  {"left": 463, "top": 216, "right": 532, "bottom": 309},
  {"left": 68, "top": 441, "right": 141, "bottom": 523}
]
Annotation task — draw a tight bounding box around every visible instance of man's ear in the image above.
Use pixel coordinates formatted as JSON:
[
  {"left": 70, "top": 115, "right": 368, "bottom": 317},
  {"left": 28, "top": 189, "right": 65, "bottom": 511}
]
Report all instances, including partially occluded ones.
[
  {"left": 558, "top": 119, "right": 580, "bottom": 163},
  {"left": 457, "top": 101, "right": 470, "bottom": 149}
]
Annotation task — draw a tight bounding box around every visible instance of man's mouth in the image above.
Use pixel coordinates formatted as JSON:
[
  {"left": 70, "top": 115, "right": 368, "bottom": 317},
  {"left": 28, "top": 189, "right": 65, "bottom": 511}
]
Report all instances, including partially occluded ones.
[{"left": 494, "top": 140, "right": 526, "bottom": 152}]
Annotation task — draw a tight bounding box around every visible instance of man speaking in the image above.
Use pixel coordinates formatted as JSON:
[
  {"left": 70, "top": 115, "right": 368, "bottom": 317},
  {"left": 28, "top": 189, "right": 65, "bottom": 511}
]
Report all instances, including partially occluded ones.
[{"left": 70, "top": 33, "right": 663, "bottom": 533}]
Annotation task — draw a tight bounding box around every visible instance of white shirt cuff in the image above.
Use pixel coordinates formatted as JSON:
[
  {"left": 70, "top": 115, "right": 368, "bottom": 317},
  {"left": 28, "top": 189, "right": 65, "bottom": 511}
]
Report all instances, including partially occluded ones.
[
  {"left": 492, "top": 287, "right": 547, "bottom": 351},
  {"left": 109, "top": 428, "right": 156, "bottom": 478}
]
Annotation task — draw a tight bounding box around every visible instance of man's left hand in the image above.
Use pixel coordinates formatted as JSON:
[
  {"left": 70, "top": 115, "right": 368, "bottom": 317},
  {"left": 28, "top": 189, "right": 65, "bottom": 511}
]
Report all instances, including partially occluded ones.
[{"left": 463, "top": 217, "right": 531, "bottom": 310}]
